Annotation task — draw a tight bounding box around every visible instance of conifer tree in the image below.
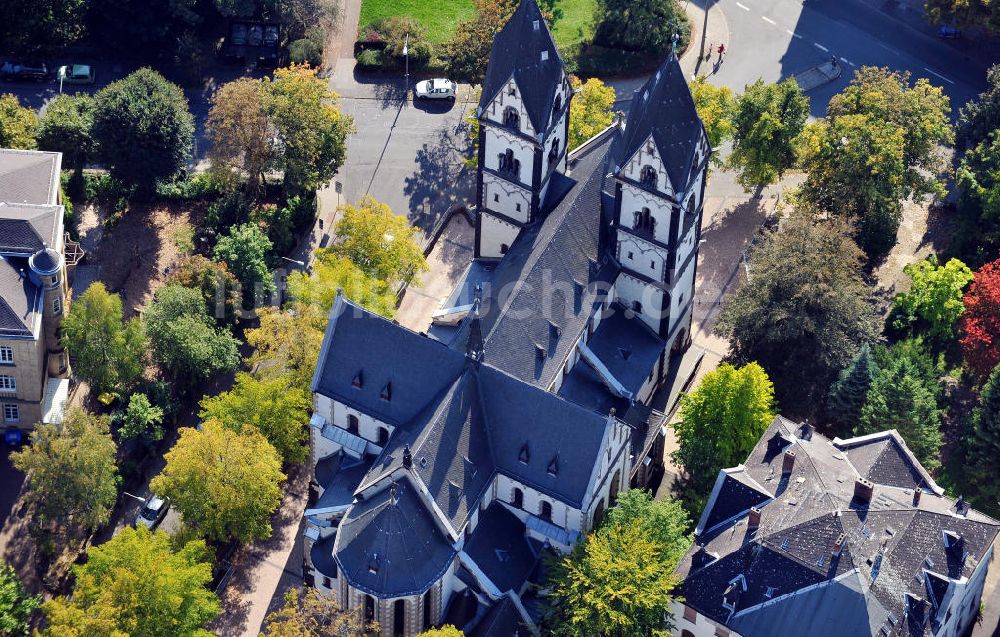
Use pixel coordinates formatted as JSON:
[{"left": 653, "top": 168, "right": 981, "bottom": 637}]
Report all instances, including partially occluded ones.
[
  {"left": 826, "top": 343, "right": 879, "bottom": 435},
  {"left": 966, "top": 365, "right": 1000, "bottom": 512}
]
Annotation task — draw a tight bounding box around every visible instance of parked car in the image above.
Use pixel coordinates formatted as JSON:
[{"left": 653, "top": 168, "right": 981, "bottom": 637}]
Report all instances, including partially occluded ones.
[
  {"left": 938, "top": 24, "right": 961, "bottom": 38},
  {"left": 134, "top": 495, "right": 170, "bottom": 530},
  {"left": 57, "top": 64, "right": 95, "bottom": 85},
  {"left": 414, "top": 79, "right": 456, "bottom": 101},
  {"left": 0, "top": 61, "right": 49, "bottom": 82}
]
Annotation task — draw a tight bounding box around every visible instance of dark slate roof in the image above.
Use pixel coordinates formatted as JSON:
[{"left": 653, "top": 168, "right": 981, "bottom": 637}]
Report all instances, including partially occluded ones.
[
  {"left": 310, "top": 534, "right": 339, "bottom": 579},
  {"left": 697, "top": 471, "right": 772, "bottom": 535},
  {"left": 334, "top": 478, "right": 456, "bottom": 597},
  {"left": 477, "top": 0, "right": 564, "bottom": 135},
  {"left": 0, "top": 149, "right": 61, "bottom": 205},
  {"left": 0, "top": 204, "right": 61, "bottom": 255},
  {"left": 311, "top": 296, "right": 468, "bottom": 426},
  {"left": 581, "top": 303, "right": 665, "bottom": 395},
  {"left": 480, "top": 126, "right": 618, "bottom": 388},
  {"left": 0, "top": 257, "right": 39, "bottom": 338},
  {"left": 464, "top": 503, "right": 540, "bottom": 594},
  {"left": 468, "top": 594, "right": 533, "bottom": 637},
  {"left": 675, "top": 416, "right": 1000, "bottom": 637},
  {"left": 314, "top": 452, "right": 372, "bottom": 511},
  {"left": 841, "top": 433, "right": 934, "bottom": 492},
  {"left": 610, "top": 53, "right": 706, "bottom": 193}
]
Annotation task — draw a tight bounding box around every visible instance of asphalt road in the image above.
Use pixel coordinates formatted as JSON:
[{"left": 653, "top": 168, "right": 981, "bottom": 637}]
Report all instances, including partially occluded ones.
[{"left": 700, "top": 0, "right": 996, "bottom": 115}]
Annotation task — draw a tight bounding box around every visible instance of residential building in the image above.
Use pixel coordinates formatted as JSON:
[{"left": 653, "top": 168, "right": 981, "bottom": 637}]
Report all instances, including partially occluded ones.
[
  {"left": 673, "top": 416, "right": 1000, "bottom": 637},
  {"left": 301, "top": 0, "right": 710, "bottom": 635},
  {"left": 0, "top": 148, "right": 82, "bottom": 432}
]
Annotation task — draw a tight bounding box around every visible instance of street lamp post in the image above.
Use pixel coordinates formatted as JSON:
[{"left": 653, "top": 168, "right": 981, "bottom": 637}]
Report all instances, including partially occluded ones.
[{"left": 403, "top": 32, "right": 410, "bottom": 102}]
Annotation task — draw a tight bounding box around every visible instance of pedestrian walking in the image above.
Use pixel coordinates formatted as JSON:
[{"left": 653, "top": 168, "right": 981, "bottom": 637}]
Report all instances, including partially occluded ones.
[
  {"left": 717, "top": 43, "right": 726, "bottom": 60},
  {"left": 705, "top": 42, "right": 714, "bottom": 61}
]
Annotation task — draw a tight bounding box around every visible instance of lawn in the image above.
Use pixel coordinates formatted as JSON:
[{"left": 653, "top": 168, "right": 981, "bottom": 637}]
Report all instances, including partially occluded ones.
[{"left": 358, "top": 0, "right": 596, "bottom": 49}]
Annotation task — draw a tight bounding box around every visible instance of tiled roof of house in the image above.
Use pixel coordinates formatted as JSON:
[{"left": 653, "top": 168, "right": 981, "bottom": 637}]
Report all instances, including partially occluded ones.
[
  {"left": 0, "top": 149, "right": 61, "bottom": 205},
  {"left": 477, "top": 0, "right": 564, "bottom": 135},
  {"left": 0, "top": 204, "right": 61, "bottom": 255},
  {"left": 0, "top": 257, "right": 40, "bottom": 338},
  {"left": 676, "top": 416, "right": 1000, "bottom": 637}
]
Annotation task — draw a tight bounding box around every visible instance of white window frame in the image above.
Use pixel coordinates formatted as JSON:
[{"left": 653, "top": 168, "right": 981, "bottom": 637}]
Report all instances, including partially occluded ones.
[
  {"left": 52, "top": 296, "right": 62, "bottom": 314},
  {"left": 3, "top": 404, "right": 18, "bottom": 423},
  {"left": 0, "top": 346, "right": 12, "bottom": 365},
  {"left": 0, "top": 376, "right": 15, "bottom": 391}
]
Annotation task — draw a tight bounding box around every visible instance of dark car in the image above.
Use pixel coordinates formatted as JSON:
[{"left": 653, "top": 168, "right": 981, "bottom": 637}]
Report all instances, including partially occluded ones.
[
  {"left": 0, "top": 61, "right": 49, "bottom": 82},
  {"left": 938, "top": 24, "right": 961, "bottom": 39}
]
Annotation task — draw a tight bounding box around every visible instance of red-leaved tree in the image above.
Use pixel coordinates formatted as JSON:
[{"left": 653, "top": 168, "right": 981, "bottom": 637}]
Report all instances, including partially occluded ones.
[{"left": 960, "top": 258, "right": 1000, "bottom": 377}]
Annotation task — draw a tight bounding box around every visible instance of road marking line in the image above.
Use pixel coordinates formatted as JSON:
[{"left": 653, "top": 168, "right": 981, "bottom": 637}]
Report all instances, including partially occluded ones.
[
  {"left": 923, "top": 67, "right": 955, "bottom": 84},
  {"left": 736, "top": 2, "right": 750, "bottom": 10},
  {"left": 786, "top": 29, "right": 803, "bottom": 39},
  {"left": 814, "top": 43, "right": 830, "bottom": 52},
  {"left": 762, "top": 16, "right": 777, "bottom": 24},
  {"left": 878, "top": 42, "right": 900, "bottom": 55},
  {"left": 840, "top": 56, "right": 855, "bottom": 67}
]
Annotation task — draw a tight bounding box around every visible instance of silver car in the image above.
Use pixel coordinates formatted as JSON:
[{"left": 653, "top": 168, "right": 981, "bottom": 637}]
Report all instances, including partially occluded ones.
[
  {"left": 134, "top": 495, "right": 170, "bottom": 530},
  {"left": 414, "top": 79, "right": 456, "bottom": 101}
]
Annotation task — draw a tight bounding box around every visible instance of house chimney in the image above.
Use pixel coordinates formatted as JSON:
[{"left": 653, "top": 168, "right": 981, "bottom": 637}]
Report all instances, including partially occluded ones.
[
  {"left": 748, "top": 506, "right": 762, "bottom": 530},
  {"left": 832, "top": 533, "right": 846, "bottom": 558},
  {"left": 853, "top": 477, "right": 874, "bottom": 504},
  {"left": 912, "top": 487, "right": 922, "bottom": 507},
  {"left": 782, "top": 450, "right": 796, "bottom": 474},
  {"left": 402, "top": 444, "right": 412, "bottom": 469}
]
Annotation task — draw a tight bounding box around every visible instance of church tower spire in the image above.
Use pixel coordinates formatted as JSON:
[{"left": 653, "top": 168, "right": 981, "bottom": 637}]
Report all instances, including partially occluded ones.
[{"left": 474, "top": 0, "right": 573, "bottom": 259}]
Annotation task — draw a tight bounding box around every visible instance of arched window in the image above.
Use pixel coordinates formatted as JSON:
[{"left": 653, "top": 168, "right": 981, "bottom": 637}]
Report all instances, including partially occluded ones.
[
  {"left": 640, "top": 165, "right": 658, "bottom": 188},
  {"left": 548, "top": 138, "right": 560, "bottom": 164},
  {"left": 681, "top": 631, "right": 695, "bottom": 637},
  {"left": 500, "top": 243, "right": 509, "bottom": 254},
  {"left": 364, "top": 595, "right": 376, "bottom": 625},
  {"left": 423, "top": 591, "right": 433, "bottom": 630},
  {"left": 377, "top": 427, "right": 389, "bottom": 446},
  {"left": 631, "top": 300, "right": 642, "bottom": 315},
  {"left": 593, "top": 498, "right": 605, "bottom": 529},
  {"left": 539, "top": 500, "right": 552, "bottom": 522},
  {"left": 687, "top": 196, "right": 696, "bottom": 216},
  {"left": 610, "top": 469, "right": 622, "bottom": 506},
  {"left": 498, "top": 149, "right": 521, "bottom": 179},
  {"left": 503, "top": 106, "right": 520, "bottom": 130},
  {"left": 633, "top": 207, "right": 655, "bottom": 235},
  {"left": 347, "top": 414, "right": 359, "bottom": 435},
  {"left": 553, "top": 94, "right": 562, "bottom": 112},
  {"left": 512, "top": 488, "right": 524, "bottom": 509},
  {"left": 393, "top": 599, "right": 406, "bottom": 636}
]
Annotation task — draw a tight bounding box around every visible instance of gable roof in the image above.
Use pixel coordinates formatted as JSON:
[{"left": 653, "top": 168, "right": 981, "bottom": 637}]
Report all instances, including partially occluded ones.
[
  {"left": 611, "top": 53, "right": 706, "bottom": 194},
  {"left": 478, "top": 0, "right": 564, "bottom": 135},
  {"left": 0, "top": 149, "right": 61, "bottom": 205},
  {"left": 0, "top": 204, "right": 62, "bottom": 255},
  {"left": 0, "top": 257, "right": 41, "bottom": 338}
]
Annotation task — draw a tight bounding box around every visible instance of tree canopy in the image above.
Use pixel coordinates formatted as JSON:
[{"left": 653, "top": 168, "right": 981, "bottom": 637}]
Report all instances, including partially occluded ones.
[
  {"left": 825, "top": 343, "right": 879, "bottom": 436},
  {"left": 0, "top": 562, "right": 40, "bottom": 637},
  {"left": 715, "top": 216, "right": 880, "bottom": 407},
  {"left": 40, "top": 526, "right": 219, "bottom": 637},
  {"left": 11, "top": 409, "right": 119, "bottom": 532},
  {"left": 445, "top": 0, "right": 518, "bottom": 83},
  {"left": 262, "top": 587, "right": 375, "bottom": 636},
  {"left": 543, "top": 490, "right": 691, "bottom": 637},
  {"left": 286, "top": 251, "right": 397, "bottom": 318},
  {"left": 955, "top": 130, "right": 1000, "bottom": 265},
  {"left": 166, "top": 255, "right": 242, "bottom": 325},
  {"left": 91, "top": 68, "right": 194, "bottom": 193},
  {"left": 199, "top": 372, "right": 311, "bottom": 465},
  {"left": 151, "top": 420, "right": 285, "bottom": 543},
  {"left": 118, "top": 392, "right": 165, "bottom": 442},
  {"left": 690, "top": 75, "right": 734, "bottom": 164},
  {"left": 36, "top": 93, "right": 95, "bottom": 169},
  {"left": 727, "top": 79, "right": 808, "bottom": 191},
  {"left": 965, "top": 364, "right": 1000, "bottom": 514},
  {"left": 568, "top": 76, "right": 617, "bottom": 152},
  {"left": 959, "top": 258, "right": 1000, "bottom": 377},
  {"left": 206, "top": 77, "right": 274, "bottom": 194},
  {"left": 1, "top": 0, "right": 88, "bottom": 49},
  {"left": 61, "top": 282, "right": 146, "bottom": 396},
  {"left": 672, "top": 362, "right": 775, "bottom": 502},
  {"left": 593, "top": 0, "right": 690, "bottom": 54},
  {"left": 0, "top": 94, "right": 38, "bottom": 150},
  {"left": 213, "top": 222, "right": 276, "bottom": 310},
  {"left": 330, "top": 196, "right": 428, "bottom": 286},
  {"left": 892, "top": 256, "right": 973, "bottom": 339},
  {"left": 957, "top": 64, "right": 1000, "bottom": 151},
  {"left": 245, "top": 303, "right": 327, "bottom": 391}
]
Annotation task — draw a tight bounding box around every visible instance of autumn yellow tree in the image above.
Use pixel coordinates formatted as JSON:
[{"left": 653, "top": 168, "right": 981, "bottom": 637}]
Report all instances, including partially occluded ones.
[
  {"left": 205, "top": 77, "right": 274, "bottom": 194},
  {"left": 330, "top": 196, "right": 428, "bottom": 287},
  {"left": 568, "top": 76, "right": 616, "bottom": 152}
]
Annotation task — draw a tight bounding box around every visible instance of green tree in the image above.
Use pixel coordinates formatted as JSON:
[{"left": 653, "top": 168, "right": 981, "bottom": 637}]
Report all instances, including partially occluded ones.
[
  {"left": 892, "top": 256, "right": 973, "bottom": 338},
  {"left": 727, "top": 79, "right": 808, "bottom": 191},
  {"left": 1, "top": 0, "right": 89, "bottom": 49},
  {"left": 593, "top": 0, "right": 690, "bottom": 54},
  {"left": 446, "top": 0, "right": 518, "bottom": 83},
  {"left": 925, "top": 0, "right": 1000, "bottom": 35},
  {"left": 287, "top": 251, "right": 397, "bottom": 318},
  {"left": 213, "top": 222, "right": 276, "bottom": 310},
  {"left": 955, "top": 130, "right": 1000, "bottom": 265},
  {"left": 330, "top": 196, "right": 428, "bottom": 286},
  {"left": 205, "top": 77, "right": 274, "bottom": 194},
  {"left": 825, "top": 343, "right": 879, "bottom": 435},
  {"left": 543, "top": 490, "right": 691, "bottom": 637},
  {"left": 40, "top": 526, "right": 219, "bottom": 637},
  {"left": 245, "top": 303, "right": 327, "bottom": 391},
  {"left": 856, "top": 353, "right": 943, "bottom": 470},
  {"left": 144, "top": 285, "right": 240, "bottom": 389},
  {"left": 118, "top": 392, "right": 165, "bottom": 442},
  {"left": 672, "top": 362, "right": 775, "bottom": 499},
  {"left": 92, "top": 68, "right": 194, "bottom": 193},
  {"left": 166, "top": 255, "right": 242, "bottom": 325},
  {"left": 690, "top": 75, "right": 733, "bottom": 165},
  {"left": 61, "top": 282, "right": 146, "bottom": 395},
  {"left": 151, "top": 420, "right": 285, "bottom": 543},
  {"left": 956, "top": 64, "right": 1000, "bottom": 151},
  {"left": 267, "top": 64, "right": 355, "bottom": 194},
  {"left": 0, "top": 562, "right": 40, "bottom": 637},
  {"left": 0, "top": 94, "right": 38, "bottom": 150},
  {"left": 199, "top": 372, "right": 311, "bottom": 465},
  {"left": 716, "top": 216, "right": 880, "bottom": 407},
  {"left": 417, "top": 627, "right": 464, "bottom": 637},
  {"left": 262, "top": 587, "right": 374, "bottom": 636},
  {"left": 568, "top": 76, "right": 616, "bottom": 152},
  {"left": 11, "top": 409, "right": 119, "bottom": 532},
  {"left": 36, "top": 93, "right": 94, "bottom": 169},
  {"left": 87, "top": 0, "right": 199, "bottom": 49},
  {"left": 965, "top": 365, "right": 1000, "bottom": 513}
]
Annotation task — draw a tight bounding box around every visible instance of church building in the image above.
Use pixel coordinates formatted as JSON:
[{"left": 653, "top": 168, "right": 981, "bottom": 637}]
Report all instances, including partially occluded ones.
[{"left": 302, "top": 1, "right": 710, "bottom": 634}]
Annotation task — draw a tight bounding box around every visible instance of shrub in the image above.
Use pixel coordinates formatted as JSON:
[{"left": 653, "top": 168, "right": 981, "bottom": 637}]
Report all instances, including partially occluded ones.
[
  {"left": 204, "top": 191, "right": 249, "bottom": 229},
  {"left": 356, "top": 48, "right": 384, "bottom": 71},
  {"left": 155, "top": 172, "right": 223, "bottom": 201}
]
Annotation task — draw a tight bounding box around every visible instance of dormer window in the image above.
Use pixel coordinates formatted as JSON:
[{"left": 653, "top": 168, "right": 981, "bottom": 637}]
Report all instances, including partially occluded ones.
[
  {"left": 519, "top": 443, "right": 530, "bottom": 464},
  {"left": 535, "top": 344, "right": 546, "bottom": 360},
  {"left": 547, "top": 456, "right": 559, "bottom": 477},
  {"left": 380, "top": 382, "right": 392, "bottom": 401},
  {"left": 640, "top": 165, "right": 657, "bottom": 188},
  {"left": 549, "top": 322, "right": 561, "bottom": 340},
  {"left": 368, "top": 553, "right": 380, "bottom": 574},
  {"left": 352, "top": 371, "right": 363, "bottom": 388},
  {"left": 509, "top": 85, "right": 516, "bottom": 97},
  {"left": 503, "top": 106, "right": 520, "bottom": 131}
]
